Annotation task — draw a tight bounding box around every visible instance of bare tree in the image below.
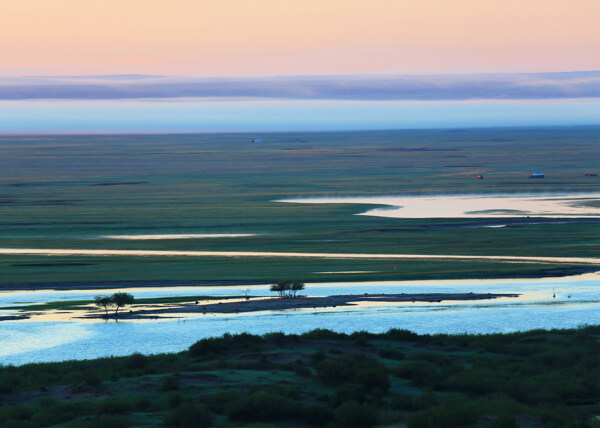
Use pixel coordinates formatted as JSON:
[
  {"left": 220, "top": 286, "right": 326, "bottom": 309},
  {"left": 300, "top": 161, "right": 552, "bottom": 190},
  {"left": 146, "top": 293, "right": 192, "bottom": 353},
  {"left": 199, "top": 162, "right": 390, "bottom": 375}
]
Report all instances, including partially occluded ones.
[
  {"left": 111, "top": 292, "right": 134, "bottom": 316},
  {"left": 94, "top": 295, "right": 114, "bottom": 316},
  {"left": 270, "top": 280, "right": 292, "bottom": 298},
  {"left": 291, "top": 280, "right": 305, "bottom": 298}
]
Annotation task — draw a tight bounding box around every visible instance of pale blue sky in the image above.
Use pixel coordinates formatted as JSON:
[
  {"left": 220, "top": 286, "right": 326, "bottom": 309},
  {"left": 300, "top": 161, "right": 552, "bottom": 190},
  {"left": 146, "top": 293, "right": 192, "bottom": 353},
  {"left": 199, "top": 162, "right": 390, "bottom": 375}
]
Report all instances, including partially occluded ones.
[{"left": 0, "top": 98, "right": 598, "bottom": 134}]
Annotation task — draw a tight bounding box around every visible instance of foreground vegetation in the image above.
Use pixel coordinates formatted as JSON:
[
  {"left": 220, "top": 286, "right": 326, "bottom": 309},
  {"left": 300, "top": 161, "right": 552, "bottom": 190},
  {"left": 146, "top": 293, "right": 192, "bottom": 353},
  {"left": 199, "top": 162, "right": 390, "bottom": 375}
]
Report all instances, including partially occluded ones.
[{"left": 1, "top": 326, "right": 598, "bottom": 427}]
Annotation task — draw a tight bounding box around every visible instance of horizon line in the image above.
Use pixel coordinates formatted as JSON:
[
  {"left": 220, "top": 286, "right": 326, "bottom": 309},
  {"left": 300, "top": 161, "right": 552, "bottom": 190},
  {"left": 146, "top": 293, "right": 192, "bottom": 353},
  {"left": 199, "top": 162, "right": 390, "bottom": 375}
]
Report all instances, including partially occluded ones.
[{"left": 2, "top": 124, "right": 598, "bottom": 138}]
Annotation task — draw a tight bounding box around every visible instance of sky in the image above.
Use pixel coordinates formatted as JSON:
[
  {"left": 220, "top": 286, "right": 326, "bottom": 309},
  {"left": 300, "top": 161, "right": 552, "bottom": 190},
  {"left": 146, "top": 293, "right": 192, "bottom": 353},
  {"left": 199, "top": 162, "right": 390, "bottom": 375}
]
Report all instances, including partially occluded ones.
[
  {"left": 1, "top": 0, "right": 599, "bottom": 77},
  {"left": 1, "top": 98, "right": 598, "bottom": 134},
  {"left": 0, "top": 1, "right": 598, "bottom": 133}
]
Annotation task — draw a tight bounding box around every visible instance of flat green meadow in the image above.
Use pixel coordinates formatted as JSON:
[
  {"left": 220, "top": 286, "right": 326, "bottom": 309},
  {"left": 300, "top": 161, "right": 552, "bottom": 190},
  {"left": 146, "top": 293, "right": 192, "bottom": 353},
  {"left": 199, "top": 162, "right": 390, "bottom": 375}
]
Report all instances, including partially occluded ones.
[{"left": 0, "top": 126, "right": 598, "bottom": 288}]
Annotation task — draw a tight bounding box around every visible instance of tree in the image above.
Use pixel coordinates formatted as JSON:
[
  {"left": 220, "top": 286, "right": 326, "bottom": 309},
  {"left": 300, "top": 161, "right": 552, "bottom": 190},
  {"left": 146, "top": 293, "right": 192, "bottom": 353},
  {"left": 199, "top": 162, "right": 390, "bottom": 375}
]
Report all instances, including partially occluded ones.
[
  {"left": 111, "top": 292, "right": 134, "bottom": 316},
  {"left": 94, "top": 295, "right": 114, "bottom": 316},
  {"left": 290, "top": 280, "right": 305, "bottom": 298},
  {"left": 270, "top": 280, "right": 291, "bottom": 298}
]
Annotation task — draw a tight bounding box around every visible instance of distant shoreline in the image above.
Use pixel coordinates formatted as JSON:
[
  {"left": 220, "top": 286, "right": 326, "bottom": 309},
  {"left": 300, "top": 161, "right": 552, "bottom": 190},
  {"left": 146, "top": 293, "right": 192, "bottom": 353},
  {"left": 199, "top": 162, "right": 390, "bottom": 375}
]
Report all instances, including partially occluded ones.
[{"left": 0, "top": 268, "right": 597, "bottom": 292}]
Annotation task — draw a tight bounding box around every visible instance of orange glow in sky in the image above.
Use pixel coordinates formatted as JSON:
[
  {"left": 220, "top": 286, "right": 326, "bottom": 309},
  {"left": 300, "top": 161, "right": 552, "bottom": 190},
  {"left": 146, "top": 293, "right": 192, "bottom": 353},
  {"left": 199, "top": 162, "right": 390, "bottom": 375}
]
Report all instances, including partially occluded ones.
[{"left": 1, "top": 0, "right": 599, "bottom": 76}]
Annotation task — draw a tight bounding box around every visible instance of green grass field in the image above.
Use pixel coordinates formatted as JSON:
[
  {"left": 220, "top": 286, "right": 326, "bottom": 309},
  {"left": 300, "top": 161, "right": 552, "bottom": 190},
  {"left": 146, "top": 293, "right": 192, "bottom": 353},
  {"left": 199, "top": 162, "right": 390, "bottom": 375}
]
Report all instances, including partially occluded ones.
[{"left": 0, "top": 126, "right": 598, "bottom": 287}]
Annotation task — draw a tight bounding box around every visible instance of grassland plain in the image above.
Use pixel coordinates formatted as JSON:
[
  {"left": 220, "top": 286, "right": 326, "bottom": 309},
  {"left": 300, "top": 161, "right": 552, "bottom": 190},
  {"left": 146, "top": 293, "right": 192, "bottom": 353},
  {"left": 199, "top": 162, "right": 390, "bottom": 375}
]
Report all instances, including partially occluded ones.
[
  {"left": 0, "top": 126, "right": 598, "bottom": 288},
  {"left": 0, "top": 327, "right": 598, "bottom": 427}
]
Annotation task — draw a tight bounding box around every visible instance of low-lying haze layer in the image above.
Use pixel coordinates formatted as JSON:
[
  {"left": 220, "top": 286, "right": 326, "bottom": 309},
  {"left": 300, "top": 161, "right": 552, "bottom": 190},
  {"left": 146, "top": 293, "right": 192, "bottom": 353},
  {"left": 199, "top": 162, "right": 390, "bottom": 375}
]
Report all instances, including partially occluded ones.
[{"left": 2, "top": 72, "right": 599, "bottom": 100}]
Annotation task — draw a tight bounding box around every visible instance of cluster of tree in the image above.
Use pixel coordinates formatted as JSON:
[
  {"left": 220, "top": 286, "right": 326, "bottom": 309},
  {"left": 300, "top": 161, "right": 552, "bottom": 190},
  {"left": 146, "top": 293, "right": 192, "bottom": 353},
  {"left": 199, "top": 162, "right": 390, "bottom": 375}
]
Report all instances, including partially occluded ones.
[
  {"left": 269, "top": 280, "right": 305, "bottom": 298},
  {"left": 94, "top": 292, "right": 135, "bottom": 316}
]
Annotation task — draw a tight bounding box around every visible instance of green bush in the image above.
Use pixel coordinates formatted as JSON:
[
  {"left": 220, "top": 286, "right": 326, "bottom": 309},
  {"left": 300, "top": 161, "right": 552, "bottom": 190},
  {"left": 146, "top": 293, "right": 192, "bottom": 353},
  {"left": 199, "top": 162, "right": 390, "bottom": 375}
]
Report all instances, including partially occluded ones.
[
  {"left": 97, "top": 397, "right": 132, "bottom": 415},
  {"left": 406, "top": 397, "right": 481, "bottom": 428},
  {"left": 301, "top": 329, "right": 348, "bottom": 341},
  {"left": 189, "top": 333, "right": 263, "bottom": 357},
  {"left": 391, "top": 391, "right": 439, "bottom": 411},
  {"left": 304, "top": 404, "right": 334, "bottom": 426},
  {"left": 331, "top": 383, "right": 366, "bottom": 406},
  {"left": 334, "top": 400, "right": 377, "bottom": 427},
  {"left": 164, "top": 402, "right": 213, "bottom": 427},
  {"left": 316, "top": 354, "right": 389, "bottom": 393},
  {"left": 226, "top": 391, "right": 300, "bottom": 422},
  {"left": 166, "top": 391, "right": 184, "bottom": 408},
  {"left": 161, "top": 375, "right": 179, "bottom": 392},
  {"left": 83, "top": 370, "right": 101, "bottom": 387},
  {"left": 383, "top": 329, "right": 422, "bottom": 342},
  {"left": 74, "top": 414, "right": 132, "bottom": 428},
  {"left": 125, "top": 353, "right": 147, "bottom": 370},
  {"left": 133, "top": 395, "right": 154, "bottom": 412},
  {"left": 395, "top": 360, "right": 441, "bottom": 386},
  {"left": 204, "top": 391, "right": 243, "bottom": 414},
  {"left": 377, "top": 348, "right": 405, "bottom": 360}
]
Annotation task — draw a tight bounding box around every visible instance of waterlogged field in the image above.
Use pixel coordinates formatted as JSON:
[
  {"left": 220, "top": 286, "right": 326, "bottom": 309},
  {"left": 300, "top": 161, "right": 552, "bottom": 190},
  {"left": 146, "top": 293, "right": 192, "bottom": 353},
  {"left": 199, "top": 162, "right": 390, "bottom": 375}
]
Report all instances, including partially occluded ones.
[
  {"left": 1, "top": 273, "right": 599, "bottom": 365},
  {"left": 0, "top": 127, "right": 599, "bottom": 288}
]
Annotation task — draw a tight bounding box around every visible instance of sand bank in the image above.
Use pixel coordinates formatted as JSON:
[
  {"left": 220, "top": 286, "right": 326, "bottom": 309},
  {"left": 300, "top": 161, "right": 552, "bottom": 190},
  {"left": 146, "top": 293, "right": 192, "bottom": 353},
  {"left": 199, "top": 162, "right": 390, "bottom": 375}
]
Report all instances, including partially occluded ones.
[
  {"left": 100, "top": 234, "right": 258, "bottom": 240},
  {"left": 79, "top": 292, "right": 520, "bottom": 320},
  {"left": 278, "top": 193, "right": 600, "bottom": 219}
]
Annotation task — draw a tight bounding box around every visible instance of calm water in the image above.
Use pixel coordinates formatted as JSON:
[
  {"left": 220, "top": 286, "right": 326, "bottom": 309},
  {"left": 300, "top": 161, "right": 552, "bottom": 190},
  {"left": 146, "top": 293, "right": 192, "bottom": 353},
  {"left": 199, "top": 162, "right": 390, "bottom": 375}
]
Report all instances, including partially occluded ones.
[{"left": 1, "top": 274, "right": 598, "bottom": 366}]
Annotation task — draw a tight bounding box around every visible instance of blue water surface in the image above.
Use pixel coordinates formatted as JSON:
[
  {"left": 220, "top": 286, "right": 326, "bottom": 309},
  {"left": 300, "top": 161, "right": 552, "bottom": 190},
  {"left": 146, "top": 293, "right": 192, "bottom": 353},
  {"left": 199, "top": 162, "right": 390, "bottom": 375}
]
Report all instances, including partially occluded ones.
[{"left": 1, "top": 274, "right": 598, "bottom": 366}]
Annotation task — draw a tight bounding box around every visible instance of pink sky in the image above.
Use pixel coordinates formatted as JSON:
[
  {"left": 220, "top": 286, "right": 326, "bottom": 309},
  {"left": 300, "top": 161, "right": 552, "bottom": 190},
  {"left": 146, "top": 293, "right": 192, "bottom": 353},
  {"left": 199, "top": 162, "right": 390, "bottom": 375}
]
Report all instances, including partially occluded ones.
[{"left": 1, "top": 0, "right": 599, "bottom": 77}]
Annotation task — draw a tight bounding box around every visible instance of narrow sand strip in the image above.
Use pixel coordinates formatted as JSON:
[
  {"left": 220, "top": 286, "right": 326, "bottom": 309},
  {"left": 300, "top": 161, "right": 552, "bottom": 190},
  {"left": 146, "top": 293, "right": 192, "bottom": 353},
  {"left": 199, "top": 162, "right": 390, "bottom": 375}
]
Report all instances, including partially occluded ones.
[
  {"left": 0, "top": 248, "right": 598, "bottom": 265},
  {"left": 100, "top": 234, "right": 258, "bottom": 240}
]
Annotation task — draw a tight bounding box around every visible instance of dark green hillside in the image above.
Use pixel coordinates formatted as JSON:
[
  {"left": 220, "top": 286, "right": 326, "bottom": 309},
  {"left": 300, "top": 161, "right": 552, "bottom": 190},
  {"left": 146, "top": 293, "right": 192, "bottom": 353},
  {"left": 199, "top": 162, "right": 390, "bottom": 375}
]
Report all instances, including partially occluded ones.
[{"left": 0, "top": 326, "right": 598, "bottom": 427}]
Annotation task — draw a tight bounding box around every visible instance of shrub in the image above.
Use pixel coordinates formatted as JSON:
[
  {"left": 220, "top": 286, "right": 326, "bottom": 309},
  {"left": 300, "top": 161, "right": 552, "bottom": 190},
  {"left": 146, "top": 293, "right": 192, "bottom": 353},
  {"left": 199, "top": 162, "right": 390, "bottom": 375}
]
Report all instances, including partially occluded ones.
[
  {"left": 301, "top": 329, "right": 347, "bottom": 341},
  {"left": 189, "top": 333, "right": 263, "bottom": 357},
  {"left": 292, "top": 361, "right": 312, "bottom": 378},
  {"left": 310, "top": 350, "right": 327, "bottom": 365},
  {"left": 165, "top": 391, "right": 184, "bottom": 408},
  {"left": 226, "top": 391, "right": 300, "bottom": 422},
  {"left": 204, "top": 391, "right": 242, "bottom": 414},
  {"left": 83, "top": 371, "right": 101, "bottom": 387},
  {"left": 133, "top": 396, "right": 154, "bottom": 412},
  {"left": 391, "top": 392, "right": 438, "bottom": 411},
  {"left": 378, "top": 348, "right": 405, "bottom": 360},
  {"left": 161, "top": 375, "right": 179, "bottom": 392},
  {"left": 125, "top": 353, "right": 147, "bottom": 370},
  {"left": 164, "top": 402, "right": 213, "bottom": 427},
  {"left": 316, "top": 354, "right": 390, "bottom": 401},
  {"left": 383, "top": 329, "right": 422, "bottom": 342},
  {"left": 97, "top": 398, "right": 132, "bottom": 415},
  {"left": 303, "top": 404, "right": 334, "bottom": 426},
  {"left": 334, "top": 400, "right": 377, "bottom": 427},
  {"left": 331, "top": 383, "right": 366, "bottom": 406},
  {"left": 406, "top": 397, "right": 481, "bottom": 428},
  {"left": 263, "top": 331, "right": 286, "bottom": 344},
  {"left": 395, "top": 360, "right": 441, "bottom": 387},
  {"left": 75, "top": 414, "right": 132, "bottom": 427},
  {"left": 350, "top": 331, "right": 373, "bottom": 346}
]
